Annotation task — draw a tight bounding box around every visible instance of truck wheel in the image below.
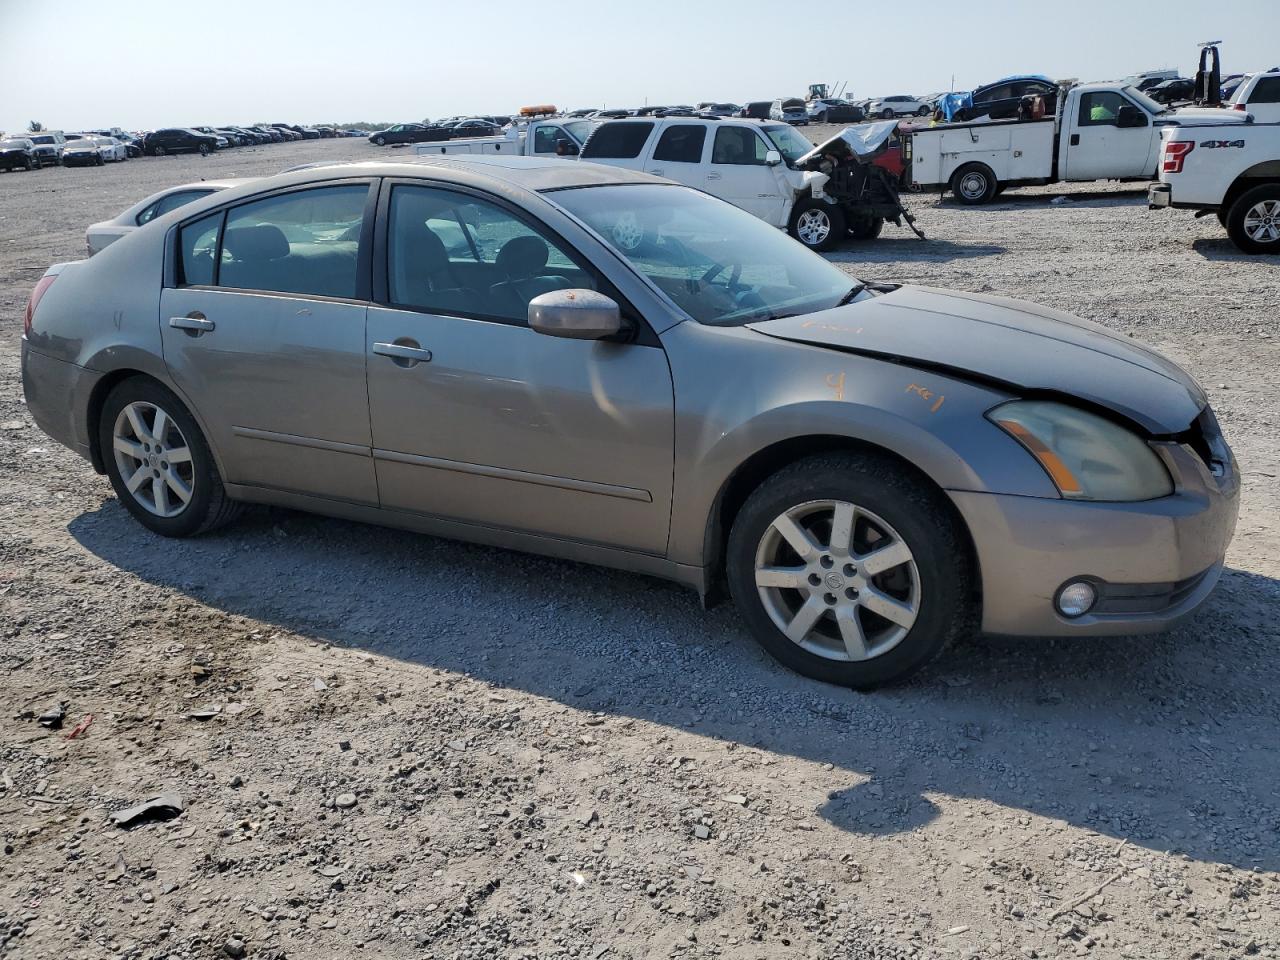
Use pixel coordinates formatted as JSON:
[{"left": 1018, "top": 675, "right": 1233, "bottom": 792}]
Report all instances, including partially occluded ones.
[
  {"left": 951, "top": 163, "right": 998, "bottom": 205},
  {"left": 1225, "top": 185, "right": 1280, "bottom": 254},
  {"left": 789, "top": 198, "right": 846, "bottom": 251},
  {"left": 848, "top": 216, "right": 884, "bottom": 240}
]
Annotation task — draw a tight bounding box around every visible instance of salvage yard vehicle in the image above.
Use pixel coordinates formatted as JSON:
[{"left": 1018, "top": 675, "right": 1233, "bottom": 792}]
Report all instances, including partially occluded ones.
[
  {"left": 770, "top": 98, "right": 809, "bottom": 125},
  {"left": 414, "top": 118, "right": 596, "bottom": 158},
  {"left": 61, "top": 136, "right": 127, "bottom": 166},
  {"left": 909, "top": 81, "right": 1250, "bottom": 203},
  {"left": 20, "top": 156, "right": 1239, "bottom": 688},
  {"left": 1226, "top": 69, "right": 1280, "bottom": 122},
  {"left": 0, "top": 137, "right": 39, "bottom": 171},
  {"left": 368, "top": 123, "right": 447, "bottom": 146},
  {"left": 1148, "top": 118, "right": 1280, "bottom": 253},
  {"left": 865, "top": 95, "right": 932, "bottom": 118},
  {"left": 28, "top": 131, "right": 67, "bottom": 167},
  {"left": 580, "top": 117, "right": 917, "bottom": 249},
  {"left": 85, "top": 180, "right": 245, "bottom": 255},
  {"left": 143, "top": 128, "right": 219, "bottom": 156},
  {"left": 807, "top": 98, "right": 864, "bottom": 123}
]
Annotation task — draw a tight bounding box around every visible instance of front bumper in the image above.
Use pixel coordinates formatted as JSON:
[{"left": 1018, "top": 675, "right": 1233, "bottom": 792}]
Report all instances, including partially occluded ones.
[{"left": 950, "top": 440, "right": 1239, "bottom": 637}]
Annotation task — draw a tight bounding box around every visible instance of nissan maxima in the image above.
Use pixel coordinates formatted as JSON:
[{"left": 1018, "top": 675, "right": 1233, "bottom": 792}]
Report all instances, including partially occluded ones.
[{"left": 20, "top": 157, "right": 1239, "bottom": 688}]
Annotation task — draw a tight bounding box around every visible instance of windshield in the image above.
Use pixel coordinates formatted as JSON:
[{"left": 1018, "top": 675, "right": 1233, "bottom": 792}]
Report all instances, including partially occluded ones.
[
  {"left": 1123, "top": 85, "right": 1166, "bottom": 115},
  {"left": 761, "top": 124, "right": 812, "bottom": 165},
  {"left": 551, "top": 184, "right": 858, "bottom": 326}
]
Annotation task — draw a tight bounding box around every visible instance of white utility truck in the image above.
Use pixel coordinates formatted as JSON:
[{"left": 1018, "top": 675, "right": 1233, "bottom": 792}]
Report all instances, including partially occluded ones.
[
  {"left": 413, "top": 118, "right": 595, "bottom": 158},
  {"left": 1148, "top": 116, "right": 1280, "bottom": 253},
  {"left": 908, "top": 81, "right": 1250, "bottom": 203}
]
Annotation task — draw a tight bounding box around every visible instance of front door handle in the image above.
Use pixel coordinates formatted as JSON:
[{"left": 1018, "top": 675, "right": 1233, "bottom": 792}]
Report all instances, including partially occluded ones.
[
  {"left": 649, "top": 168, "right": 664, "bottom": 177},
  {"left": 706, "top": 172, "right": 722, "bottom": 180},
  {"left": 373, "top": 340, "right": 433, "bottom": 367},
  {"left": 169, "top": 312, "right": 215, "bottom": 334}
]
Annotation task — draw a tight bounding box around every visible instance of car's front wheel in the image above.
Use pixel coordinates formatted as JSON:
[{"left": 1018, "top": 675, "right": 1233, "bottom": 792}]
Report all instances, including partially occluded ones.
[
  {"left": 881, "top": 107, "right": 895, "bottom": 119},
  {"left": 789, "top": 197, "right": 846, "bottom": 251},
  {"left": 917, "top": 105, "right": 931, "bottom": 116},
  {"left": 373, "top": 135, "right": 386, "bottom": 146},
  {"left": 727, "top": 452, "right": 974, "bottom": 689},
  {"left": 99, "top": 378, "right": 242, "bottom": 537}
]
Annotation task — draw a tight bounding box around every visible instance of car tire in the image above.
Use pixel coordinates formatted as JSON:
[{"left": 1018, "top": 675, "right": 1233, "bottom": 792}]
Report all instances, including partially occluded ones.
[
  {"left": 881, "top": 108, "right": 895, "bottom": 119},
  {"left": 96, "top": 154, "right": 105, "bottom": 167},
  {"left": 154, "top": 146, "right": 165, "bottom": 157},
  {"left": 1225, "top": 184, "right": 1280, "bottom": 255},
  {"left": 25, "top": 157, "right": 35, "bottom": 171},
  {"left": 789, "top": 197, "right": 846, "bottom": 252},
  {"left": 917, "top": 105, "right": 931, "bottom": 116},
  {"left": 848, "top": 216, "right": 885, "bottom": 240},
  {"left": 951, "top": 162, "right": 998, "bottom": 204},
  {"left": 199, "top": 144, "right": 209, "bottom": 156},
  {"left": 99, "top": 378, "right": 242, "bottom": 538},
  {"left": 726, "top": 451, "right": 974, "bottom": 689},
  {"left": 373, "top": 135, "right": 387, "bottom": 146}
]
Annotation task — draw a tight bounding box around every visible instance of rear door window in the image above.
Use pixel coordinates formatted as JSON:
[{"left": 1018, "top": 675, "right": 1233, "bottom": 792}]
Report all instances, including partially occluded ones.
[
  {"left": 581, "top": 122, "right": 654, "bottom": 159},
  {"left": 218, "top": 185, "right": 368, "bottom": 299},
  {"left": 1250, "top": 76, "right": 1280, "bottom": 104},
  {"left": 652, "top": 124, "right": 706, "bottom": 163}
]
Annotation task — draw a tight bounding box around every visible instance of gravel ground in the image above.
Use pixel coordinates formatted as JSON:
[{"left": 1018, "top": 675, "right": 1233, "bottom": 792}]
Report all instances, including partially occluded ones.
[{"left": 1, "top": 134, "right": 1278, "bottom": 960}]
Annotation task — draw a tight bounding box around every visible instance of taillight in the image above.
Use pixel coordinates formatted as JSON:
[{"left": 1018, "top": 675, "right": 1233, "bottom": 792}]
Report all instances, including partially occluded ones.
[
  {"left": 24, "top": 274, "right": 57, "bottom": 337},
  {"left": 1162, "top": 141, "right": 1195, "bottom": 174},
  {"left": 1233, "top": 103, "right": 1247, "bottom": 111}
]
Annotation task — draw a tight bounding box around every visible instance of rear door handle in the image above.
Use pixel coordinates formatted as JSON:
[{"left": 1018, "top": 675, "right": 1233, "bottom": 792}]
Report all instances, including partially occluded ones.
[
  {"left": 706, "top": 172, "right": 722, "bottom": 180},
  {"left": 373, "top": 341, "right": 433, "bottom": 366},
  {"left": 1069, "top": 133, "right": 1080, "bottom": 146},
  {"left": 169, "top": 313, "right": 215, "bottom": 333}
]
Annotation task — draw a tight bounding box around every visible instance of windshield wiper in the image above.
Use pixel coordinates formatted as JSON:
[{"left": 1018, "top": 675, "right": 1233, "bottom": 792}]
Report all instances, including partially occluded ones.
[{"left": 833, "top": 283, "right": 866, "bottom": 308}]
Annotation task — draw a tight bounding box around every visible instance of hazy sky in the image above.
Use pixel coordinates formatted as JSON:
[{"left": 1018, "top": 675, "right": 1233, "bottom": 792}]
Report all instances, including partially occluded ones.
[{"left": 2, "top": 0, "right": 1276, "bottom": 134}]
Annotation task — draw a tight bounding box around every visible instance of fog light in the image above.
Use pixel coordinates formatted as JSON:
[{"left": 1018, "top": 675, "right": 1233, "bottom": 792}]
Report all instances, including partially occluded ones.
[{"left": 1056, "top": 581, "right": 1097, "bottom": 618}]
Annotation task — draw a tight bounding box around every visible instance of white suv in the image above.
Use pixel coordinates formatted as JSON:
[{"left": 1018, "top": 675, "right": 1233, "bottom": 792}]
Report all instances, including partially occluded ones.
[
  {"left": 864, "top": 95, "right": 931, "bottom": 119},
  {"left": 1228, "top": 70, "right": 1280, "bottom": 123}
]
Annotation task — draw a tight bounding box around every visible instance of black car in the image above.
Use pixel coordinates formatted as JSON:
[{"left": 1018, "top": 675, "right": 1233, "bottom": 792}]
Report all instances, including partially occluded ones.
[
  {"left": 367, "top": 123, "right": 448, "bottom": 145},
  {"left": 1148, "top": 78, "right": 1196, "bottom": 104},
  {"left": 446, "top": 119, "right": 502, "bottom": 137},
  {"left": 739, "top": 101, "right": 773, "bottom": 119},
  {"left": 269, "top": 125, "right": 303, "bottom": 141},
  {"left": 0, "top": 137, "right": 38, "bottom": 172},
  {"left": 808, "top": 98, "right": 865, "bottom": 123},
  {"left": 956, "top": 76, "right": 1060, "bottom": 121},
  {"left": 142, "top": 128, "right": 219, "bottom": 156}
]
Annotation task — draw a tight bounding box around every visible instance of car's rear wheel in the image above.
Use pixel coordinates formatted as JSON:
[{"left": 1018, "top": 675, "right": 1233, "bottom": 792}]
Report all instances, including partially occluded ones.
[
  {"left": 951, "top": 162, "right": 998, "bottom": 204},
  {"left": 100, "top": 378, "right": 242, "bottom": 537},
  {"left": 789, "top": 197, "right": 846, "bottom": 251},
  {"left": 727, "top": 452, "right": 974, "bottom": 689},
  {"left": 1226, "top": 184, "right": 1280, "bottom": 255}
]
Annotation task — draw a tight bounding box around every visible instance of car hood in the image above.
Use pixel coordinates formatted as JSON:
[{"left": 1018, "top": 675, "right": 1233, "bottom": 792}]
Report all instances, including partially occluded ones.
[{"left": 746, "top": 285, "right": 1206, "bottom": 435}]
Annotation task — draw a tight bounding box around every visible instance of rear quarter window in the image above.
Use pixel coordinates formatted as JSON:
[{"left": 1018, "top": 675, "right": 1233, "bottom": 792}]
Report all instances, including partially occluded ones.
[
  {"left": 581, "top": 122, "right": 654, "bottom": 159},
  {"left": 1250, "top": 77, "right": 1280, "bottom": 104}
]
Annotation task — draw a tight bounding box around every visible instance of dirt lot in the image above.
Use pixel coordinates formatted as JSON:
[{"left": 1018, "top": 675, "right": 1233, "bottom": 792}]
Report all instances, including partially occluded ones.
[{"left": 1, "top": 134, "right": 1278, "bottom": 960}]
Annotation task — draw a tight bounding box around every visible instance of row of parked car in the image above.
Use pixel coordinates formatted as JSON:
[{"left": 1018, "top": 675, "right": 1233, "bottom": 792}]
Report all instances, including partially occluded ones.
[{"left": 0, "top": 123, "right": 366, "bottom": 171}]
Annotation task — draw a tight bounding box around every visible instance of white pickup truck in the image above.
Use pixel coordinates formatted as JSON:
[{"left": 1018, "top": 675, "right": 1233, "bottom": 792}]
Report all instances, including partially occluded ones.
[
  {"left": 1147, "top": 118, "right": 1280, "bottom": 253},
  {"left": 413, "top": 118, "right": 595, "bottom": 158},
  {"left": 909, "top": 81, "right": 1250, "bottom": 203}
]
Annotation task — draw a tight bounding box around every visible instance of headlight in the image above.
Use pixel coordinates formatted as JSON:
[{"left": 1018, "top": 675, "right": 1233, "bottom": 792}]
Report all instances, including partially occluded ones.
[{"left": 988, "top": 400, "right": 1173, "bottom": 502}]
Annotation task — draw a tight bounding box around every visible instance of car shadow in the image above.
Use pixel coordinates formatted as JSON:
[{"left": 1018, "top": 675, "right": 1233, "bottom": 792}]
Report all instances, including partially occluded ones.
[
  {"left": 1191, "top": 237, "right": 1279, "bottom": 262},
  {"left": 69, "top": 499, "right": 1280, "bottom": 871},
  {"left": 827, "top": 238, "right": 1007, "bottom": 264}
]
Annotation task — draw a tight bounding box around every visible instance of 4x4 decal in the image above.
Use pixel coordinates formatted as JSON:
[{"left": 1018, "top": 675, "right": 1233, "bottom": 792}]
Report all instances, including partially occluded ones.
[{"left": 1198, "top": 139, "right": 1246, "bottom": 149}]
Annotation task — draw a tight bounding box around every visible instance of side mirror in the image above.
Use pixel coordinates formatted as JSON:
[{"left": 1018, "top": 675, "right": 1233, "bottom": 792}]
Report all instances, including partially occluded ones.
[
  {"left": 529, "top": 289, "right": 626, "bottom": 340},
  {"left": 764, "top": 149, "right": 782, "bottom": 166},
  {"left": 1116, "top": 105, "right": 1147, "bottom": 128}
]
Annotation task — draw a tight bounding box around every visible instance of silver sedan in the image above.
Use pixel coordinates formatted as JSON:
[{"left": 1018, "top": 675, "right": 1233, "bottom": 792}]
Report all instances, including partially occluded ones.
[
  {"left": 85, "top": 179, "right": 247, "bottom": 255},
  {"left": 20, "top": 157, "right": 1239, "bottom": 688}
]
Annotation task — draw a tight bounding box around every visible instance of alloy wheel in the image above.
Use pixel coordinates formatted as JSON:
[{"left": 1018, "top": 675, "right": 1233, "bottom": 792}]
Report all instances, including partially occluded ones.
[
  {"left": 1243, "top": 200, "right": 1280, "bottom": 244},
  {"left": 795, "top": 209, "right": 832, "bottom": 246},
  {"left": 112, "top": 401, "right": 195, "bottom": 518},
  {"left": 753, "top": 499, "right": 920, "bottom": 662}
]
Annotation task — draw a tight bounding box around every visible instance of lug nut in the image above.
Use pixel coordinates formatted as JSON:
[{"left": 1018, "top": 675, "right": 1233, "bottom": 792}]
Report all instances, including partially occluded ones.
[
  {"left": 820, "top": 555, "right": 834, "bottom": 569},
  {"left": 808, "top": 573, "right": 821, "bottom": 586},
  {"left": 823, "top": 593, "right": 837, "bottom": 605}
]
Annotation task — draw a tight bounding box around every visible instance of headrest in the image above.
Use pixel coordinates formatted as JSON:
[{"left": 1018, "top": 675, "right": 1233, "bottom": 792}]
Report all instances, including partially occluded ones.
[
  {"left": 223, "top": 224, "right": 289, "bottom": 261},
  {"left": 496, "top": 235, "right": 549, "bottom": 278}
]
